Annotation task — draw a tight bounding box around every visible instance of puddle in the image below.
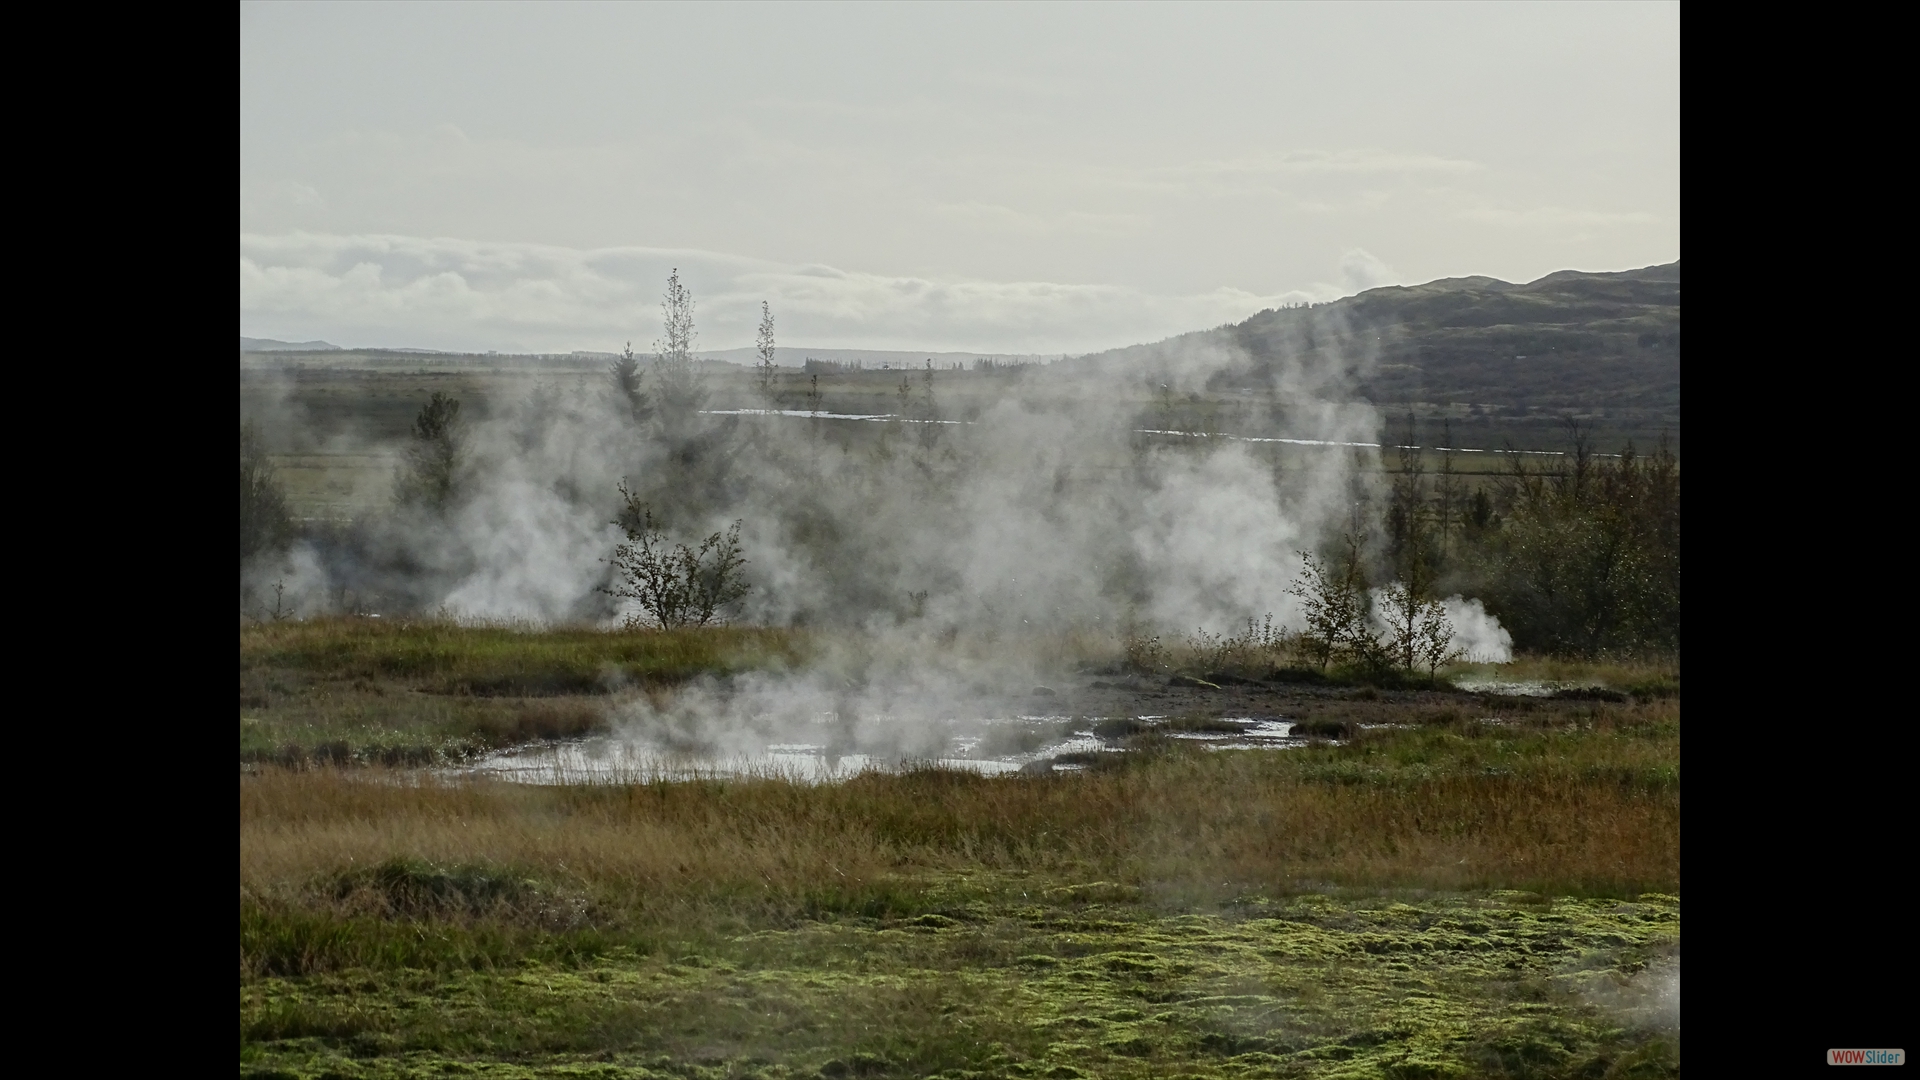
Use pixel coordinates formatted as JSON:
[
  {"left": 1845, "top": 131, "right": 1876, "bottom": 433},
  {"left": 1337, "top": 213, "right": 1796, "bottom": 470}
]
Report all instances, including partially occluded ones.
[
  {"left": 1163, "top": 717, "right": 1298, "bottom": 750},
  {"left": 1451, "top": 677, "right": 1608, "bottom": 697},
  {"left": 459, "top": 715, "right": 1308, "bottom": 785},
  {"left": 462, "top": 740, "right": 1025, "bottom": 784},
  {"left": 1193, "top": 718, "right": 1322, "bottom": 752}
]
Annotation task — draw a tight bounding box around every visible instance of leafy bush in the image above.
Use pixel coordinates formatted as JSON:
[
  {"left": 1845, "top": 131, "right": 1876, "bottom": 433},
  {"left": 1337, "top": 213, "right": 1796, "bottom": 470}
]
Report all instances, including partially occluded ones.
[
  {"left": 606, "top": 484, "right": 750, "bottom": 629},
  {"left": 1287, "top": 541, "right": 1378, "bottom": 670}
]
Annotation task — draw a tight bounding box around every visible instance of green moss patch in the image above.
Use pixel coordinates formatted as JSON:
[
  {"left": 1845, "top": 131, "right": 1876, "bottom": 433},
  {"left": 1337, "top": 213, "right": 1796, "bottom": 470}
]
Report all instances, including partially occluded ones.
[{"left": 241, "top": 890, "right": 1678, "bottom": 1079}]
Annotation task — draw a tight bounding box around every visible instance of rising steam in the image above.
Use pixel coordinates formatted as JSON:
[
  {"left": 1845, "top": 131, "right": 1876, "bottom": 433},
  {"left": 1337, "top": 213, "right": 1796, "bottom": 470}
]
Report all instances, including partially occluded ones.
[{"left": 248, "top": 300, "right": 1510, "bottom": 679}]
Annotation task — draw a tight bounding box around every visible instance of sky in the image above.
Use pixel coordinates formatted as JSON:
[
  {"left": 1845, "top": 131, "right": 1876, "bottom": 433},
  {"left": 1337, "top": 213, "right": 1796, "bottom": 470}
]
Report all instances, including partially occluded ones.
[{"left": 240, "top": 1, "right": 1679, "bottom": 355}]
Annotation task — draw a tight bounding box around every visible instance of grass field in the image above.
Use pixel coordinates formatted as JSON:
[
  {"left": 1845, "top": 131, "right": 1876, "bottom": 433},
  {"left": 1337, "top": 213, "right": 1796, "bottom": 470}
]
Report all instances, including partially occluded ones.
[
  {"left": 240, "top": 621, "right": 1679, "bottom": 1078},
  {"left": 241, "top": 619, "right": 810, "bottom": 765}
]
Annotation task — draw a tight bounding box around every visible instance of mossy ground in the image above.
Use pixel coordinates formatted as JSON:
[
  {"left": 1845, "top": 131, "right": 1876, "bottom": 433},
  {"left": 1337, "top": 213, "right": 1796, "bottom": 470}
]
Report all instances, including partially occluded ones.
[{"left": 241, "top": 885, "right": 1677, "bottom": 1079}]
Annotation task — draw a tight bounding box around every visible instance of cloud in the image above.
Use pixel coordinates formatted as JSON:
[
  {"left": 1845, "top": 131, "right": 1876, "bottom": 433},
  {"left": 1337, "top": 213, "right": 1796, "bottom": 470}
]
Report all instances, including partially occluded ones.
[
  {"left": 240, "top": 232, "right": 1331, "bottom": 354},
  {"left": 1339, "top": 248, "right": 1400, "bottom": 292}
]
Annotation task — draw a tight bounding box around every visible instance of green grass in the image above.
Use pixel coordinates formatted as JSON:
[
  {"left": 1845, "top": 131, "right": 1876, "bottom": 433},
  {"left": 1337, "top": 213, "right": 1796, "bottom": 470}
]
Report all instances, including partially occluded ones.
[
  {"left": 243, "top": 618, "right": 807, "bottom": 688},
  {"left": 240, "top": 618, "right": 808, "bottom": 764}
]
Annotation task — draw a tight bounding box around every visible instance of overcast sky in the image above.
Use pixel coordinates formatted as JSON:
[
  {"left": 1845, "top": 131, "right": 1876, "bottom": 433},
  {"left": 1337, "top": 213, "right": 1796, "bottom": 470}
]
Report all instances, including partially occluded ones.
[{"left": 240, "top": 2, "right": 1678, "bottom": 355}]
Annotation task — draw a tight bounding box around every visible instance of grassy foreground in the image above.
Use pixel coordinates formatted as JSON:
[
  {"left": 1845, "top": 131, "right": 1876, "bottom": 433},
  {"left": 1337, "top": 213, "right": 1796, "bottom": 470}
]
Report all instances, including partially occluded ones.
[{"left": 241, "top": 692, "right": 1679, "bottom": 1079}]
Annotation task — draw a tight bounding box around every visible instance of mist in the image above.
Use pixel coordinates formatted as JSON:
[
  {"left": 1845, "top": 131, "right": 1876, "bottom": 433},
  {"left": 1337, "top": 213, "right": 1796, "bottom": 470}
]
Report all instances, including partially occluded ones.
[
  {"left": 254, "top": 312, "right": 1368, "bottom": 625},
  {"left": 243, "top": 287, "right": 1521, "bottom": 770}
]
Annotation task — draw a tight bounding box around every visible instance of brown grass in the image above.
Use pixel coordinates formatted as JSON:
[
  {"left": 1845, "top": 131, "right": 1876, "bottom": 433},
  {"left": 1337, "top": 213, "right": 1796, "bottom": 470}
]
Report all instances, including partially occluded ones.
[{"left": 242, "top": 707, "right": 1679, "bottom": 915}]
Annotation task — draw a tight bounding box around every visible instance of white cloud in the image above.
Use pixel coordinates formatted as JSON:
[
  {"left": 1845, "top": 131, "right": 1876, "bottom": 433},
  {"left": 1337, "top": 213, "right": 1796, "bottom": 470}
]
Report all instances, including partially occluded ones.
[
  {"left": 239, "top": 232, "right": 1347, "bottom": 354},
  {"left": 1339, "top": 248, "right": 1401, "bottom": 292}
]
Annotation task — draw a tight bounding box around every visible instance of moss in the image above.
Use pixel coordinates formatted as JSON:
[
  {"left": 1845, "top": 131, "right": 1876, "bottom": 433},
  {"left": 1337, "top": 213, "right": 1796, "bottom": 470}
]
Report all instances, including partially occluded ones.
[{"left": 242, "top": 890, "right": 1678, "bottom": 1078}]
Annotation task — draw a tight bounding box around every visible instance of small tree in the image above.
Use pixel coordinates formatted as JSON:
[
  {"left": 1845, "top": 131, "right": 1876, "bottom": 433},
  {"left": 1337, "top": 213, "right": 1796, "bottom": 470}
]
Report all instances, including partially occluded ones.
[
  {"left": 395, "top": 391, "right": 465, "bottom": 512},
  {"left": 652, "top": 268, "right": 705, "bottom": 422},
  {"left": 915, "top": 357, "right": 943, "bottom": 453},
  {"left": 1378, "top": 548, "right": 1443, "bottom": 672},
  {"left": 606, "top": 485, "right": 750, "bottom": 629},
  {"left": 1378, "top": 573, "right": 1456, "bottom": 676},
  {"left": 755, "top": 301, "right": 777, "bottom": 397},
  {"left": 1415, "top": 598, "right": 1459, "bottom": 677},
  {"left": 1377, "top": 579, "right": 1420, "bottom": 671},
  {"left": 1287, "top": 537, "right": 1371, "bottom": 669},
  {"left": 682, "top": 523, "right": 750, "bottom": 626},
  {"left": 240, "top": 422, "right": 291, "bottom": 565},
  {"left": 1433, "top": 418, "right": 1460, "bottom": 559},
  {"left": 608, "top": 504, "right": 690, "bottom": 629},
  {"left": 610, "top": 341, "right": 650, "bottom": 423},
  {"left": 1385, "top": 410, "right": 1432, "bottom": 581}
]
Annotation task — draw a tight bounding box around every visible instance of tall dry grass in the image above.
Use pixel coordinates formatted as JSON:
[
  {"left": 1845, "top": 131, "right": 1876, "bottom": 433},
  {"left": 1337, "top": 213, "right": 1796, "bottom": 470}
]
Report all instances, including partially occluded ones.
[{"left": 243, "top": 711, "right": 1678, "bottom": 926}]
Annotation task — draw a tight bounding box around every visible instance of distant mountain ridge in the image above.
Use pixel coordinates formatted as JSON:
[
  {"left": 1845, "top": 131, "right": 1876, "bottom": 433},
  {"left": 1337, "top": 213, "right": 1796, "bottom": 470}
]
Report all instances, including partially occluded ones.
[
  {"left": 1080, "top": 261, "right": 1680, "bottom": 416},
  {"left": 242, "top": 337, "right": 341, "bottom": 352}
]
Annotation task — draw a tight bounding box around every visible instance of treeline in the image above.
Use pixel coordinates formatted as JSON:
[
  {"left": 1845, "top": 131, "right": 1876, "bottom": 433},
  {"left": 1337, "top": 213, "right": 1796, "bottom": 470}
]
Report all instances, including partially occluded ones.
[{"left": 1384, "top": 416, "right": 1680, "bottom": 657}]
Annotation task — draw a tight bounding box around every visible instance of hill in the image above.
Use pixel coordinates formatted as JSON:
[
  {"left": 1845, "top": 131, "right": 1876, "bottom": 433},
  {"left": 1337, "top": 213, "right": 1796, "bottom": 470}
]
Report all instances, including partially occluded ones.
[
  {"left": 241, "top": 337, "right": 342, "bottom": 352},
  {"left": 1080, "top": 261, "right": 1679, "bottom": 434}
]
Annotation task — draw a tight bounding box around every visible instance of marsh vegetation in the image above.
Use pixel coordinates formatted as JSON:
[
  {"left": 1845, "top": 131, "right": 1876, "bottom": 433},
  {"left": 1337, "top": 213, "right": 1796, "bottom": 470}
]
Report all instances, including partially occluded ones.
[
  {"left": 239, "top": 273, "right": 1678, "bottom": 1078},
  {"left": 240, "top": 612, "right": 1678, "bottom": 1077},
  {"left": 243, "top": 669, "right": 1678, "bottom": 1079}
]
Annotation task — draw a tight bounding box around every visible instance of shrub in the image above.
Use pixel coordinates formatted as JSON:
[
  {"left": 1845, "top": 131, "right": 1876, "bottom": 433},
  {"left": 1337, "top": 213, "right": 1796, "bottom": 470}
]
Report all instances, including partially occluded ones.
[
  {"left": 1287, "top": 540, "right": 1375, "bottom": 670},
  {"left": 240, "top": 422, "right": 291, "bottom": 565},
  {"left": 606, "top": 485, "right": 750, "bottom": 629}
]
